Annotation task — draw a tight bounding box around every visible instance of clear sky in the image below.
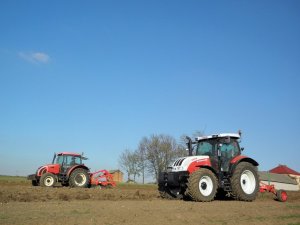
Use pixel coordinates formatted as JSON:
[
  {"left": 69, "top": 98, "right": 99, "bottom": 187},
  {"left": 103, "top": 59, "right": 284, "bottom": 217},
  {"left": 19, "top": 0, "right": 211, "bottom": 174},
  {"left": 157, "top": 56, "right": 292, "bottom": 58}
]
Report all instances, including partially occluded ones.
[{"left": 0, "top": 1, "right": 299, "bottom": 177}]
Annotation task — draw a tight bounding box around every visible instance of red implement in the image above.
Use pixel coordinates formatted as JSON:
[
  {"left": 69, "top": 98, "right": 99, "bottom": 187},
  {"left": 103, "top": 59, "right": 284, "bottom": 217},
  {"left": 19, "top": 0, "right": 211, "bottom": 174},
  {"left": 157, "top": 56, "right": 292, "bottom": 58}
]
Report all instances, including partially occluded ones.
[
  {"left": 90, "top": 170, "right": 116, "bottom": 188},
  {"left": 259, "top": 182, "right": 287, "bottom": 202}
]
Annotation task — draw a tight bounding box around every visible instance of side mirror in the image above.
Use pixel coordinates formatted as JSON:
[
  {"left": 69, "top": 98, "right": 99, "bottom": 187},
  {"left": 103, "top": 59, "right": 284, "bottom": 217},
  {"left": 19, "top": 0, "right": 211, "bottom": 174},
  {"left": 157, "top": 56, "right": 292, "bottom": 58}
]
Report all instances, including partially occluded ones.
[
  {"left": 241, "top": 147, "right": 244, "bottom": 151},
  {"left": 186, "top": 136, "right": 193, "bottom": 156}
]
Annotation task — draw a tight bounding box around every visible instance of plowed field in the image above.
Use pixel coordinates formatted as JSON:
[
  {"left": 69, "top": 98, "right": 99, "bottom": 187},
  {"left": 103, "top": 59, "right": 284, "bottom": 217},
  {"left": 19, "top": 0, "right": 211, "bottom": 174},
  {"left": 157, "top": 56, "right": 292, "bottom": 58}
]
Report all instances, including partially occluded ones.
[{"left": 0, "top": 177, "right": 299, "bottom": 225}]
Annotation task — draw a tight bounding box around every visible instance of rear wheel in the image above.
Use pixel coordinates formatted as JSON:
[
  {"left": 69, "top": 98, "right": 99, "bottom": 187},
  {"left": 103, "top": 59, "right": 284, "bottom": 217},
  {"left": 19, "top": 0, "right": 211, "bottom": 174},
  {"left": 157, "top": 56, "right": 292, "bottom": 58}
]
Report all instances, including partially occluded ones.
[
  {"left": 69, "top": 168, "right": 90, "bottom": 188},
  {"left": 231, "top": 162, "right": 259, "bottom": 201},
  {"left": 187, "top": 168, "right": 218, "bottom": 202},
  {"left": 40, "top": 173, "right": 57, "bottom": 187}
]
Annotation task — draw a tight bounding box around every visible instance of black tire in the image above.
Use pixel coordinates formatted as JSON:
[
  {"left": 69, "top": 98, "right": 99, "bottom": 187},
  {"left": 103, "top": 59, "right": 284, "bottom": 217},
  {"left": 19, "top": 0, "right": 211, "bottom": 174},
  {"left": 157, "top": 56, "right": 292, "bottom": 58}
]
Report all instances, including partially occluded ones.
[
  {"left": 32, "top": 180, "right": 39, "bottom": 186},
  {"left": 276, "top": 190, "right": 288, "bottom": 202},
  {"left": 187, "top": 168, "right": 218, "bottom": 202},
  {"left": 40, "top": 173, "right": 57, "bottom": 187},
  {"left": 231, "top": 162, "right": 259, "bottom": 201},
  {"left": 69, "top": 168, "right": 90, "bottom": 188}
]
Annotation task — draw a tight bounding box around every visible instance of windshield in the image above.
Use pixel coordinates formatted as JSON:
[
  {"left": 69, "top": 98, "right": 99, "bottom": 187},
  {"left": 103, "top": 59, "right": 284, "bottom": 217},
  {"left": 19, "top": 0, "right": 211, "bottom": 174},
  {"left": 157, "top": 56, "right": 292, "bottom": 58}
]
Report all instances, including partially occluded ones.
[
  {"left": 56, "top": 155, "right": 82, "bottom": 165},
  {"left": 56, "top": 155, "right": 64, "bottom": 165},
  {"left": 196, "top": 141, "right": 213, "bottom": 156}
]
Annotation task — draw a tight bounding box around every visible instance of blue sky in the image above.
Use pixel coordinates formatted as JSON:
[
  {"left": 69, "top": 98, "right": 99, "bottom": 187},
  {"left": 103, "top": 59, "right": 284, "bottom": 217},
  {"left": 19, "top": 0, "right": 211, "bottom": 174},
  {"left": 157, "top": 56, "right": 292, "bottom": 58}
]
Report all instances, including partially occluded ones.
[{"left": 0, "top": 1, "right": 299, "bottom": 177}]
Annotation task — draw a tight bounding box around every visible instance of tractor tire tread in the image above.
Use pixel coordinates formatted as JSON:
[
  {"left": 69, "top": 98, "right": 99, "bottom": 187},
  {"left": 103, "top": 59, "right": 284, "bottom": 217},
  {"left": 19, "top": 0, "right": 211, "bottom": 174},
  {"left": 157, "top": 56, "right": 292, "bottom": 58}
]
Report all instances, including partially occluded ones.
[
  {"left": 187, "top": 168, "right": 218, "bottom": 202},
  {"left": 69, "top": 168, "right": 90, "bottom": 188},
  {"left": 231, "top": 162, "right": 259, "bottom": 201}
]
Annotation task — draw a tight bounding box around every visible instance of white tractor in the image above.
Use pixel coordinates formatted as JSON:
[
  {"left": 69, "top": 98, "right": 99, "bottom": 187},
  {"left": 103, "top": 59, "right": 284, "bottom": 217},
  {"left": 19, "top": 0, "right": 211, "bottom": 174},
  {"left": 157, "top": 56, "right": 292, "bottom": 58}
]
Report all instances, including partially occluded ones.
[{"left": 158, "top": 132, "right": 259, "bottom": 201}]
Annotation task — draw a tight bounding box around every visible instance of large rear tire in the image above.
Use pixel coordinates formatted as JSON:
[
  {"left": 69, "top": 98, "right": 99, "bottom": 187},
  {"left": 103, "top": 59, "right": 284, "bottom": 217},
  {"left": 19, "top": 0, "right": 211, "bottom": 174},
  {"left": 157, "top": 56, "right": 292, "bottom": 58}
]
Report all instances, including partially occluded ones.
[
  {"left": 231, "top": 162, "right": 259, "bottom": 201},
  {"left": 69, "top": 168, "right": 90, "bottom": 188},
  {"left": 187, "top": 168, "right": 218, "bottom": 202},
  {"left": 40, "top": 173, "right": 57, "bottom": 187}
]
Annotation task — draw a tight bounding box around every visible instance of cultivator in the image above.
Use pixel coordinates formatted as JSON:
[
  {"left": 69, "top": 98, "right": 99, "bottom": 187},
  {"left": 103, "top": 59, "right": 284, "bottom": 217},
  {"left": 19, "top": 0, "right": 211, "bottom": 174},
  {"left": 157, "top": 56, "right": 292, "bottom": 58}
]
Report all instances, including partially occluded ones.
[
  {"left": 90, "top": 170, "right": 116, "bottom": 188},
  {"left": 259, "top": 182, "right": 288, "bottom": 202}
]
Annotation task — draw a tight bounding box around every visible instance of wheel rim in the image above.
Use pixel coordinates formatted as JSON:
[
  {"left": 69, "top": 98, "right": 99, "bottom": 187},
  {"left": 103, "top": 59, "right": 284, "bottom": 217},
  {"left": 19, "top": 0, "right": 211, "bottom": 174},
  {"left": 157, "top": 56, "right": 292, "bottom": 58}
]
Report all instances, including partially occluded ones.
[
  {"left": 240, "top": 170, "right": 256, "bottom": 194},
  {"left": 281, "top": 191, "right": 288, "bottom": 202},
  {"left": 44, "top": 176, "right": 54, "bottom": 186},
  {"left": 74, "top": 173, "right": 87, "bottom": 186},
  {"left": 198, "top": 176, "right": 213, "bottom": 196}
]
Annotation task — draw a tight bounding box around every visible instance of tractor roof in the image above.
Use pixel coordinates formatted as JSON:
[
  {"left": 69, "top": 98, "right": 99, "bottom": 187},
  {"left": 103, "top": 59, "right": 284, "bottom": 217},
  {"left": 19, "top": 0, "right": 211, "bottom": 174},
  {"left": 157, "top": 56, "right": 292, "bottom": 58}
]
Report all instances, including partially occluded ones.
[
  {"left": 196, "top": 133, "right": 240, "bottom": 141},
  {"left": 57, "top": 152, "right": 82, "bottom": 157},
  {"left": 57, "top": 152, "right": 88, "bottom": 160}
]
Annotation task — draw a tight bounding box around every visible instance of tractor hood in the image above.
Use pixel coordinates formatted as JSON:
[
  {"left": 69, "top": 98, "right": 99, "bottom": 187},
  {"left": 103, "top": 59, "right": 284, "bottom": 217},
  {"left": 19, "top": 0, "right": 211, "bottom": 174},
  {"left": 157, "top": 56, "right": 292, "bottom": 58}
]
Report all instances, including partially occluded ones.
[
  {"left": 36, "top": 164, "right": 60, "bottom": 176},
  {"left": 167, "top": 155, "right": 209, "bottom": 172}
]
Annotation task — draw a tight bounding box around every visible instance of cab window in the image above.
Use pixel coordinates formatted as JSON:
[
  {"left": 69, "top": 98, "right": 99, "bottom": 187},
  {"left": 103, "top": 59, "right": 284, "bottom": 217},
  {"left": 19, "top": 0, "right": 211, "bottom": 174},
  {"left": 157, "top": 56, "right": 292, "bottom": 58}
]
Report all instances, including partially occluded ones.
[
  {"left": 196, "top": 141, "right": 213, "bottom": 156},
  {"left": 56, "top": 155, "right": 64, "bottom": 165},
  {"left": 220, "top": 141, "right": 240, "bottom": 158}
]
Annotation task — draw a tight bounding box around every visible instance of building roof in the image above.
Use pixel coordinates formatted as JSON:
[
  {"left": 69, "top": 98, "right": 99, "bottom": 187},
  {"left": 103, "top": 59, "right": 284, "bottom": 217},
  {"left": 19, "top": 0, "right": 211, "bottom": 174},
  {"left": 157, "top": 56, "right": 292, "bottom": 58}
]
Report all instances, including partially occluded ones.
[
  {"left": 109, "top": 169, "right": 123, "bottom": 174},
  {"left": 269, "top": 164, "right": 300, "bottom": 176}
]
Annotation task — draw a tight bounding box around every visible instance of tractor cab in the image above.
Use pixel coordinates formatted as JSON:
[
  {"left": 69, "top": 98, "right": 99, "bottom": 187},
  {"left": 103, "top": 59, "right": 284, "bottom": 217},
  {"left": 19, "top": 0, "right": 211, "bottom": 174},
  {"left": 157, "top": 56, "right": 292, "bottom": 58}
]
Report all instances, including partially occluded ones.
[
  {"left": 194, "top": 133, "right": 241, "bottom": 172},
  {"left": 52, "top": 152, "right": 87, "bottom": 174}
]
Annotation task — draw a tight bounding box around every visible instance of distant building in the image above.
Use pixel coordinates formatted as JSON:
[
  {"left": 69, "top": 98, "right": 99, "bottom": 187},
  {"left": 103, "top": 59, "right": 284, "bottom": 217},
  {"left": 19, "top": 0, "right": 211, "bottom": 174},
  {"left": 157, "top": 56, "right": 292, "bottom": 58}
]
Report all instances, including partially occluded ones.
[
  {"left": 269, "top": 164, "right": 300, "bottom": 176},
  {"left": 269, "top": 164, "right": 300, "bottom": 189},
  {"left": 109, "top": 170, "right": 123, "bottom": 182}
]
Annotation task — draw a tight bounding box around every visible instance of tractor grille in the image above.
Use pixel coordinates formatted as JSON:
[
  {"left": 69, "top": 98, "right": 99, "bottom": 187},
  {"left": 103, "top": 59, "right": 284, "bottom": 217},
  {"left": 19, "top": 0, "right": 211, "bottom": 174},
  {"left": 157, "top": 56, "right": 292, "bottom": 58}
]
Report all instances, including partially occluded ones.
[{"left": 173, "top": 158, "right": 186, "bottom": 166}]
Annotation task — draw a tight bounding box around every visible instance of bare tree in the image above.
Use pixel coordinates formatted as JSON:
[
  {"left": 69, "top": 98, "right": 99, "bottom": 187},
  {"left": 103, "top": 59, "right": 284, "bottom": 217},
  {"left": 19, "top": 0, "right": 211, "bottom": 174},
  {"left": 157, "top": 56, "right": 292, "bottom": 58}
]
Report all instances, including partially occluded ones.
[
  {"left": 118, "top": 149, "right": 142, "bottom": 182},
  {"left": 118, "top": 149, "right": 133, "bottom": 181},
  {"left": 130, "top": 150, "right": 142, "bottom": 182},
  {"left": 137, "top": 140, "right": 147, "bottom": 184},
  {"left": 139, "top": 134, "right": 186, "bottom": 182}
]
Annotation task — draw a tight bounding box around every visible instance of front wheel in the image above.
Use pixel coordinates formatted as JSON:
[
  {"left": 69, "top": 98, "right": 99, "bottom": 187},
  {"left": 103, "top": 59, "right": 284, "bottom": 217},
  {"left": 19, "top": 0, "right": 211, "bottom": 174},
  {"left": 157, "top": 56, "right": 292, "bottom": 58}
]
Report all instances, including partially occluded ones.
[
  {"left": 40, "top": 173, "right": 57, "bottom": 187},
  {"left": 69, "top": 168, "right": 90, "bottom": 188},
  {"left": 231, "top": 162, "right": 259, "bottom": 201},
  {"left": 187, "top": 168, "right": 218, "bottom": 202}
]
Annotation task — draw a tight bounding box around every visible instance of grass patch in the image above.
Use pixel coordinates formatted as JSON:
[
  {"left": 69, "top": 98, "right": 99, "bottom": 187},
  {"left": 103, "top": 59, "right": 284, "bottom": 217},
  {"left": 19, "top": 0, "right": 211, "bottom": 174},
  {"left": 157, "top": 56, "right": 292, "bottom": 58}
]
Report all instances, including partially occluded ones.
[
  {"left": 277, "top": 214, "right": 300, "bottom": 220},
  {"left": 0, "top": 175, "right": 27, "bottom": 181},
  {"left": 286, "top": 205, "right": 300, "bottom": 209},
  {"left": 0, "top": 214, "right": 9, "bottom": 220},
  {"left": 0, "top": 175, "right": 29, "bottom": 186},
  {"left": 254, "top": 216, "right": 266, "bottom": 221}
]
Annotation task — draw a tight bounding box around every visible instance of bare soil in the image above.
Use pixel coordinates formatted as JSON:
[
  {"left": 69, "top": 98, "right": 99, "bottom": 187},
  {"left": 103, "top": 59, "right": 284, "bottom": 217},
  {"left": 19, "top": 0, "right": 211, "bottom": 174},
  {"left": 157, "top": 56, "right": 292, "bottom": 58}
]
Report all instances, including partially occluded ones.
[{"left": 0, "top": 182, "right": 300, "bottom": 225}]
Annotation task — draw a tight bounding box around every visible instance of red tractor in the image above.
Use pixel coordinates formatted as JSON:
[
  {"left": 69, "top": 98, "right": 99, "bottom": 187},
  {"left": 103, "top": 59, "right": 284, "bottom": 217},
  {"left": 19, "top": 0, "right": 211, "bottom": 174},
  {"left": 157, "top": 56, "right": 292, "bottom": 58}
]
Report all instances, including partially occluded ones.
[
  {"left": 158, "top": 132, "right": 260, "bottom": 202},
  {"left": 27, "top": 152, "right": 90, "bottom": 188}
]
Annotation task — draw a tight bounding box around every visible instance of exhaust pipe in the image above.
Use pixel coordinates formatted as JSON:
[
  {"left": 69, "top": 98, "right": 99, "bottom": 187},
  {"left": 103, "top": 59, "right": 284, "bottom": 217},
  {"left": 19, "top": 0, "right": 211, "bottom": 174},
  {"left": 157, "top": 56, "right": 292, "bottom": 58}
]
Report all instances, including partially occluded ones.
[{"left": 186, "top": 136, "right": 193, "bottom": 156}]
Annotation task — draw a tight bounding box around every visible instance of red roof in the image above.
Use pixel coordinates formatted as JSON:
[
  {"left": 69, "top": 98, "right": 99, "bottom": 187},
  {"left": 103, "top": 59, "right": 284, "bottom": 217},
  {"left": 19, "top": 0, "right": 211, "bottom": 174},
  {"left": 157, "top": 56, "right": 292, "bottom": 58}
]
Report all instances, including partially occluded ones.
[{"left": 269, "top": 165, "right": 300, "bottom": 176}]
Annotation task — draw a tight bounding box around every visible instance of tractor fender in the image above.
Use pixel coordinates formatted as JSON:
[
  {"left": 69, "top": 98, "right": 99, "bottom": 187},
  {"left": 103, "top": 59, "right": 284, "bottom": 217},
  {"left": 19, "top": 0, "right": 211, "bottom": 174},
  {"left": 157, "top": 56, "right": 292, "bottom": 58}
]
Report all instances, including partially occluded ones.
[
  {"left": 37, "top": 164, "right": 60, "bottom": 176},
  {"left": 229, "top": 155, "right": 259, "bottom": 173},
  {"left": 37, "top": 166, "right": 48, "bottom": 177},
  {"left": 188, "top": 162, "right": 218, "bottom": 178},
  {"left": 187, "top": 158, "right": 212, "bottom": 174},
  {"left": 66, "top": 165, "right": 90, "bottom": 178}
]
